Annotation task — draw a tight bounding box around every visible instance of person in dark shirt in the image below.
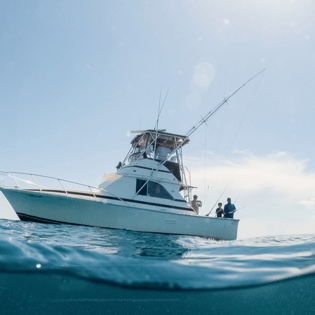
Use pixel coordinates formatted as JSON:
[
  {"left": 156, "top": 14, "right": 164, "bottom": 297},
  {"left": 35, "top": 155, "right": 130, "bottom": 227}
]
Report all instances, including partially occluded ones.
[
  {"left": 216, "top": 203, "right": 224, "bottom": 218},
  {"left": 224, "top": 198, "right": 236, "bottom": 219}
]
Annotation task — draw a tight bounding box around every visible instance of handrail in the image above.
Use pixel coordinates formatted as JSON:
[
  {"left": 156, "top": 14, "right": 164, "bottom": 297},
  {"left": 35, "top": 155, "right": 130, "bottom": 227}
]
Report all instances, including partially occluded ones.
[
  {"left": 184, "top": 166, "right": 192, "bottom": 187},
  {"left": 31, "top": 175, "right": 42, "bottom": 192},
  {"left": 0, "top": 171, "right": 131, "bottom": 207}
]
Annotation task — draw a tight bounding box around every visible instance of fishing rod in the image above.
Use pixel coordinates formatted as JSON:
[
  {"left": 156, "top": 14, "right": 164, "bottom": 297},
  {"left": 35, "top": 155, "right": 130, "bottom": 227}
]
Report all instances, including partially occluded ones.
[
  {"left": 229, "top": 206, "right": 245, "bottom": 214},
  {"left": 205, "top": 184, "right": 228, "bottom": 216},
  {"left": 235, "top": 206, "right": 245, "bottom": 211},
  {"left": 153, "top": 86, "right": 170, "bottom": 163},
  {"left": 185, "top": 68, "right": 266, "bottom": 137}
]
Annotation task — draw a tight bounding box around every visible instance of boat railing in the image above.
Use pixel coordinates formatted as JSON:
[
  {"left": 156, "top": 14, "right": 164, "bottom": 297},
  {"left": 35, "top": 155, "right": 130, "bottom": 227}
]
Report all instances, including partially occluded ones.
[{"left": 0, "top": 171, "right": 131, "bottom": 206}]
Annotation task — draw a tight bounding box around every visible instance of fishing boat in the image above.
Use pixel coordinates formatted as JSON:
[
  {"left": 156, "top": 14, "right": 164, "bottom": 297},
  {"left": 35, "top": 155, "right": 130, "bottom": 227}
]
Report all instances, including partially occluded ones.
[
  {"left": 0, "top": 127, "right": 238, "bottom": 240},
  {"left": 0, "top": 71, "right": 264, "bottom": 240}
]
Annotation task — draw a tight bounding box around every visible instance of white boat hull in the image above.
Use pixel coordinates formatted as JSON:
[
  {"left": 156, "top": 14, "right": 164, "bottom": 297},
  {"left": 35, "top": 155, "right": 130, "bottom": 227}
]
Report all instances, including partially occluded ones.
[{"left": 0, "top": 188, "right": 239, "bottom": 240}]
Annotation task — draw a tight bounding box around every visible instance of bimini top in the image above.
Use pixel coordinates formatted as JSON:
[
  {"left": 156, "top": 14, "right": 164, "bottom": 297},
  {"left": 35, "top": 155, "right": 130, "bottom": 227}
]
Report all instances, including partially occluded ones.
[{"left": 131, "top": 130, "right": 190, "bottom": 152}]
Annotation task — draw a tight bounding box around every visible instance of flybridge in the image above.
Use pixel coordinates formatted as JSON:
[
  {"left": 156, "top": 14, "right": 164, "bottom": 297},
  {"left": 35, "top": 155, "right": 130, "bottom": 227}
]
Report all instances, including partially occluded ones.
[{"left": 122, "top": 129, "right": 190, "bottom": 168}]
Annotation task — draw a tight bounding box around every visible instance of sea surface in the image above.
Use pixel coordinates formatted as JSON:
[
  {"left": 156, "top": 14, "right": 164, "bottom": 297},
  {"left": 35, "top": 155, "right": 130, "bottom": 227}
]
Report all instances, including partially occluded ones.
[{"left": 1, "top": 219, "right": 315, "bottom": 314}]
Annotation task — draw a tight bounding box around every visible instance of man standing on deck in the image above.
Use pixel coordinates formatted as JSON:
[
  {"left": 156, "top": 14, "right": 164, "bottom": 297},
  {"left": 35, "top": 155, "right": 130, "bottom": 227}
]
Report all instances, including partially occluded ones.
[
  {"left": 224, "top": 198, "right": 236, "bottom": 219},
  {"left": 191, "top": 195, "right": 202, "bottom": 215}
]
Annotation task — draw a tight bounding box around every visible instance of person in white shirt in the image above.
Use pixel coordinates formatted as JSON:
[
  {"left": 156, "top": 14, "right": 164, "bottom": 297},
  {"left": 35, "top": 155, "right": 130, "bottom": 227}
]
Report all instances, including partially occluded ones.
[{"left": 191, "top": 195, "right": 202, "bottom": 215}]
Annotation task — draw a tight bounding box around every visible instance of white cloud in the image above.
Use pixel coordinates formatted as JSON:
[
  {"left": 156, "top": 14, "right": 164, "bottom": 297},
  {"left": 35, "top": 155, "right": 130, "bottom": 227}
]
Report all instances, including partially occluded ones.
[
  {"left": 299, "top": 197, "right": 315, "bottom": 210},
  {"left": 186, "top": 150, "right": 314, "bottom": 201},
  {"left": 285, "top": 214, "right": 315, "bottom": 234},
  {"left": 238, "top": 218, "right": 267, "bottom": 239},
  {"left": 184, "top": 150, "right": 315, "bottom": 238}
]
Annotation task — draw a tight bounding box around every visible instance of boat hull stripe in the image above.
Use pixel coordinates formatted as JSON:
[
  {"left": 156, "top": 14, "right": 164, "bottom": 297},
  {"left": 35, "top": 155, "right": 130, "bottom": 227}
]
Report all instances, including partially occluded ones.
[{"left": 25, "top": 189, "right": 193, "bottom": 211}]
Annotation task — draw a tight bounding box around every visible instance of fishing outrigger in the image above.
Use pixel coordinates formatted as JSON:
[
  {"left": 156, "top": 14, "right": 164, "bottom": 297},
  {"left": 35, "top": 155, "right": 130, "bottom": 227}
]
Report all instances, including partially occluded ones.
[{"left": 0, "top": 70, "right": 265, "bottom": 240}]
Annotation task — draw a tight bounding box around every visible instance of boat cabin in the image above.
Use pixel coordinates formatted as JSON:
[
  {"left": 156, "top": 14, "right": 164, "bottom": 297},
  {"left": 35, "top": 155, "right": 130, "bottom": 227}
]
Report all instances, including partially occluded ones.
[{"left": 100, "top": 129, "right": 194, "bottom": 206}]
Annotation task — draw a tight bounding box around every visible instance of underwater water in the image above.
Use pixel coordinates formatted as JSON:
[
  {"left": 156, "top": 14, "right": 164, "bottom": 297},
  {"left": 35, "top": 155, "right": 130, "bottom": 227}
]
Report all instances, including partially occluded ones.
[{"left": 1, "top": 219, "right": 315, "bottom": 315}]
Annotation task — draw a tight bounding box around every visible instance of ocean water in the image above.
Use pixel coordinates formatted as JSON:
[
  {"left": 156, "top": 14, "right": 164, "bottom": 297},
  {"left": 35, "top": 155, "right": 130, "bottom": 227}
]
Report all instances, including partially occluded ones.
[{"left": 1, "top": 219, "right": 315, "bottom": 314}]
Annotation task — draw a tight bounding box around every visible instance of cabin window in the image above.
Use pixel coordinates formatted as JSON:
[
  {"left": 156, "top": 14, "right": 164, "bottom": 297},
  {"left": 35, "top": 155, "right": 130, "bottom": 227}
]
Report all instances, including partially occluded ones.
[
  {"left": 136, "top": 179, "right": 147, "bottom": 196},
  {"left": 136, "top": 179, "right": 173, "bottom": 200}
]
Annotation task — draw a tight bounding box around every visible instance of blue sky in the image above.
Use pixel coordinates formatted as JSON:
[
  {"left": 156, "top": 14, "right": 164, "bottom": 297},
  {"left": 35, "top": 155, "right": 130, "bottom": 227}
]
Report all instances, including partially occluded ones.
[{"left": 1, "top": 0, "right": 315, "bottom": 238}]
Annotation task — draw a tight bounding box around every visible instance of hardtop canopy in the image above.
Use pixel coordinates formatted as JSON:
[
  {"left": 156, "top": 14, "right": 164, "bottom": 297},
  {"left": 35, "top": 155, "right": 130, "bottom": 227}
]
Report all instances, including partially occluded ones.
[{"left": 131, "top": 130, "right": 190, "bottom": 151}]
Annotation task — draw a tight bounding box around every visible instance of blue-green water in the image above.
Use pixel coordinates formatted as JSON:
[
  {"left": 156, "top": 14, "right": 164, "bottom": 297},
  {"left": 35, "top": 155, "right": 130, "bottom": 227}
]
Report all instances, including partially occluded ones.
[{"left": 1, "top": 219, "right": 315, "bottom": 314}]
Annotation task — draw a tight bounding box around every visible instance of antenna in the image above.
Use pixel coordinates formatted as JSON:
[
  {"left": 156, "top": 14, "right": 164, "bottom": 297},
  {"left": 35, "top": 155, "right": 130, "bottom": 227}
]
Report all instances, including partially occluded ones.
[
  {"left": 155, "top": 84, "right": 162, "bottom": 131},
  {"left": 154, "top": 86, "right": 170, "bottom": 131},
  {"left": 185, "top": 69, "right": 266, "bottom": 137}
]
